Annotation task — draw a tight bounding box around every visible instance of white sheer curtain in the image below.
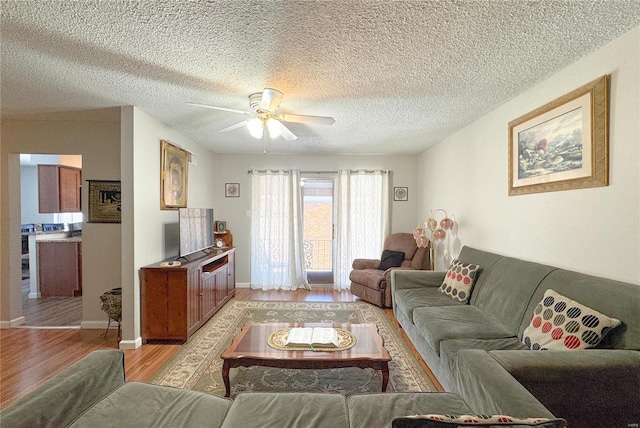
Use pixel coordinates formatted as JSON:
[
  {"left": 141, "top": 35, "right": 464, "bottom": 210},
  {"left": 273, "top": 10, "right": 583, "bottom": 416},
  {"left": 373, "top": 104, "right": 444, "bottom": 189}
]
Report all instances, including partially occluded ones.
[
  {"left": 334, "top": 170, "right": 390, "bottom": 289},
  {"left": 249, "top": 169, "right": 308, "bottom": 290}
]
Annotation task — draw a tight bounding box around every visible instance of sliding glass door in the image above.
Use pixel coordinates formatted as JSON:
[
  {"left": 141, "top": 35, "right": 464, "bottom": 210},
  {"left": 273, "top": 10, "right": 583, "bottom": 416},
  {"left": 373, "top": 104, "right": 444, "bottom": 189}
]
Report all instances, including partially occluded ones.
[{"left": 301, "top": 178, "right": 335, "bottom": 285}]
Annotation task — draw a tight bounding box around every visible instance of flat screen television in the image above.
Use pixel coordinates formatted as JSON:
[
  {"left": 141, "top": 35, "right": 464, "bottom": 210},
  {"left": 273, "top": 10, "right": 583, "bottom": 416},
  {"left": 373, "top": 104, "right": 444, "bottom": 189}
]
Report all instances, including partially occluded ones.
[{"left": 178, "top": 208, "right": 214, "bottom": 257}]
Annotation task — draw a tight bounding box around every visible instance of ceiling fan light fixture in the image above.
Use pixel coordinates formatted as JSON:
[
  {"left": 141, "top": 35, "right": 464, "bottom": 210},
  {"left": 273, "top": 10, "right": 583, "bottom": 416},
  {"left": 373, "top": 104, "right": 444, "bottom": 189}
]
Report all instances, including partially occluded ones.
[
  {"left": 188, "top": 88, "right": 335, "bottom": 144},
  {"left": 247, "top": 117, "right": 263, "bottom": 139},
  {"left": 266, "top": 118, "right": 282, "bottom": 138}
]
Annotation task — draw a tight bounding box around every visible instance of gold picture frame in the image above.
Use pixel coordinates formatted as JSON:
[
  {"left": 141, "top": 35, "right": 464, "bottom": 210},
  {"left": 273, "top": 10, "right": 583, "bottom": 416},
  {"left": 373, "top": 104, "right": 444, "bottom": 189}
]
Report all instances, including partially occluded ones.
[
  {"left": 88, "top": 180, "right": 121, "bottom": 223},
  {"left": 508, "top": 75, "right": 609, "bottom": 196},
  {"left": 160, "top": 140, "right": 189, "bottom": 209}
]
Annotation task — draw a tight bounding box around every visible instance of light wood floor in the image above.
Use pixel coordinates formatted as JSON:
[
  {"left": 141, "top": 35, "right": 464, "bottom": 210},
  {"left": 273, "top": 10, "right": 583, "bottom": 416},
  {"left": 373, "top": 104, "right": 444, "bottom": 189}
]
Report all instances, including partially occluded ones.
[
  {"left": 0, "top": 288, "right": 442, "bottom": 409},
  {"left": 21, "top": 277, "right": 82, "bottom": 327}
]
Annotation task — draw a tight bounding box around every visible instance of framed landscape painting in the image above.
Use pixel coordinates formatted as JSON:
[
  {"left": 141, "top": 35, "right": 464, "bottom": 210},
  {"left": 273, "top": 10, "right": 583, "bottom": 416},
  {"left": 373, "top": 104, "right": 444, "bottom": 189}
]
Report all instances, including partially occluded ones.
[
  {"left": 160, "top": 140, "right": 189, "bottom": 209},
  {"left": 508, "top": 75, "right": 609, "bottom": 196}
]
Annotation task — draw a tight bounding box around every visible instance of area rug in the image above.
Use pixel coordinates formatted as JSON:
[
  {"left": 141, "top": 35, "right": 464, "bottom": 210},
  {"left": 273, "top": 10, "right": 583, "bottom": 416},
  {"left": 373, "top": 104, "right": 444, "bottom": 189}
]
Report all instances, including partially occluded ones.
[{"left": 150, "top": 300, "right": 435, "bottom": 397}]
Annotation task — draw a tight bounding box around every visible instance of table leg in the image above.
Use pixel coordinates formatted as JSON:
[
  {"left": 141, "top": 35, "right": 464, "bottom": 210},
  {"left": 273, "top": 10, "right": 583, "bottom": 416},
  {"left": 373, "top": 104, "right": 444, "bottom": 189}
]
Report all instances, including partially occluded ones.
[
  {"left": 222, "top": 360, "right": 231, "bottom": 397},
  {"left": 381, "top": 362, "right": 389, "bottom": 392}
]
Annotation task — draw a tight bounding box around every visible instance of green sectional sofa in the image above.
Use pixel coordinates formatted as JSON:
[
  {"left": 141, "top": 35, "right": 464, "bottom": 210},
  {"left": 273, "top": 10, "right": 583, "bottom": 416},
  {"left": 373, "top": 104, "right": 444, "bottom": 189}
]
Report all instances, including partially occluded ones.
[
  {"left": 1, "top": 349, "right": 559, "bottom": 428},
  {"left": 391, "top": 246, "right": 640, "bottom": 428}
]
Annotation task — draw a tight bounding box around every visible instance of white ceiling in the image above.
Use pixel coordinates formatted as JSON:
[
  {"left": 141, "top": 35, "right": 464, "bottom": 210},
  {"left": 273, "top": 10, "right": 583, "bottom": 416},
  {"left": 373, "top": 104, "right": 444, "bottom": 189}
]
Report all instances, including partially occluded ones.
[{"left": 2, "top": 1, "right": 639, "bottom": 155}]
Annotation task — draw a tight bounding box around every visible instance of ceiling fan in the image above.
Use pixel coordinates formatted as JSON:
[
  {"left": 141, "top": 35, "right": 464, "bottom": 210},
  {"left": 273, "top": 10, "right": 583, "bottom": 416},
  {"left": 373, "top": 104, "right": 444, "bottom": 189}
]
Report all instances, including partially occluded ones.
[{"left": 187, "top": 88, "right": 335, "bottom": 142}]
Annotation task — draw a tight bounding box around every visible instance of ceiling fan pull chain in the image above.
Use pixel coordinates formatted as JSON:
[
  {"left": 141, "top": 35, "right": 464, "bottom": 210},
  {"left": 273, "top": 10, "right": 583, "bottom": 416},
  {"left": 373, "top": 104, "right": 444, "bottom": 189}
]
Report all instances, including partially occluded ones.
[{"left": 263, "top": 130, "right": 267, "bottom": 154}]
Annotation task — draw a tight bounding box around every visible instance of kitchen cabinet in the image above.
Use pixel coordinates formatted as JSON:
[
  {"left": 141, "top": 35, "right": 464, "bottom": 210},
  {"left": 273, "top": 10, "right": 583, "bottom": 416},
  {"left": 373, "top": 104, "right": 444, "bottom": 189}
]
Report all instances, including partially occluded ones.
[
  {"left": 37, "top": 240, "right": 82, "bottom": 297},
  {"left": 38, "top": 165, "right": 82, "bottom": 213}
]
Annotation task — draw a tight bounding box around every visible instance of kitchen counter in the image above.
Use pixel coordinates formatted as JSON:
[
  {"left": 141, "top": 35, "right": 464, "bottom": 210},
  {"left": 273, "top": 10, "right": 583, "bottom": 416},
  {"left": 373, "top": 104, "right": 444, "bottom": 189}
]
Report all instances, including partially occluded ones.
[
  {"left": 36, "top": 236, "right": 82, "bottom": 243},
  {"left": 23, "top": 232, "right": 82, "bottom": 298}
]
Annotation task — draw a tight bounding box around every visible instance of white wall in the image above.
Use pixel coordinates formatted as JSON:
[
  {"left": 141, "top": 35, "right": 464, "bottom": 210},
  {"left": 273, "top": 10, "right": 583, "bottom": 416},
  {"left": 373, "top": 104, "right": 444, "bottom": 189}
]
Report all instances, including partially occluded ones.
[
  {"left": 417, "top": 26, "right": 640, "bottom": 284},
  {"left": 123, "top": 107, "right": 216, "bottom": 348},
  {"left": 212, "top": 154, "right": 419, "bottom": 284}
]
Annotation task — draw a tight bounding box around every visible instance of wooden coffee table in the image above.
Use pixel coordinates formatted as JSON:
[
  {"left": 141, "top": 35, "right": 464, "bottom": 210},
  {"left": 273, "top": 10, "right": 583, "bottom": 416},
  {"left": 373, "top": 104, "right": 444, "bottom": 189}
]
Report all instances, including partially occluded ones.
[{"left": 220, "top": 322, "right": 391, "bottom": 397}]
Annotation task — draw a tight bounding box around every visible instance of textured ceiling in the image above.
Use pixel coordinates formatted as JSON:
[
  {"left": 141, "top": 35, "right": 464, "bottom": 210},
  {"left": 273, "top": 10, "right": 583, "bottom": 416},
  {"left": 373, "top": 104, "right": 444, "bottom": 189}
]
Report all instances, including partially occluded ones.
[{"left": 2, "top": 1, "right": 639, "bottom": 155}]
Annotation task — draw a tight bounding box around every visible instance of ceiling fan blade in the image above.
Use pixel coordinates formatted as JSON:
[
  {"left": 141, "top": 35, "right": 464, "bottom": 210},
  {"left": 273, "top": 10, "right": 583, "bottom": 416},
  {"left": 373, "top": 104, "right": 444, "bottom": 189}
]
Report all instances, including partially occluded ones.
[
  {"left": 279, "top": 113, "right": 335, "bottom": 126},
  {"left": 218, "top": 121, "right": 247, "bottom": 133},
  {"left": 260, "top": 88, "right": 284, "bottom": 112},
  {"left": 279, "top": 123, "right": 298, "bottom": 141},
  {"left": 186, "top": 102, "right": 250, "bottom": 115}
]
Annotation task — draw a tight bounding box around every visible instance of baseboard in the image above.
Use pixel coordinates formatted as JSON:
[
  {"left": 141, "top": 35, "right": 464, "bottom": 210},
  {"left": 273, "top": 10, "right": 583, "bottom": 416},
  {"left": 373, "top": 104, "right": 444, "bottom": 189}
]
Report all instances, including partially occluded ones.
[
  {"left": 1, "top": 316, "right": 26, "bottom": 328},
  {"left": 0, "top": 317, "right": 25, "bottom": 328},
  {"left": 81, "top": 320, "right": 141, "bottom": 349},
  {"left": 81, "top": 320, "right": 110, "bottom": 329},
  {"left": 236, "top": 282, "right": 250, "bottom": 288},
  {"left": 118, "top": 337, "right": 142, "bottom": 350},
  {"left": 27, "top": 292, "right": 41, "bottom": 299}
]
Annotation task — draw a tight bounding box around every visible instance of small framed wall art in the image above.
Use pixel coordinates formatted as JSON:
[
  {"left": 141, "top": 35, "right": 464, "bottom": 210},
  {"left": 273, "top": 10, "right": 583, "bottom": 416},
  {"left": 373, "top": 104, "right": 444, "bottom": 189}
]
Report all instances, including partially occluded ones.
[
  {"left": 225, "top": 183, "right": 240, "bottom": 197},
  {"left": 508, "top": 75, "right": 609, "bottom": 196},
  {"left": 88, "top": 180, "right": 121, "bottom": 223},
  {"left": 160, "top": 140, "right": 189, "bottom": 209},
  {"left": 394, "top": 187, "right": 408, "bottom": 201}
]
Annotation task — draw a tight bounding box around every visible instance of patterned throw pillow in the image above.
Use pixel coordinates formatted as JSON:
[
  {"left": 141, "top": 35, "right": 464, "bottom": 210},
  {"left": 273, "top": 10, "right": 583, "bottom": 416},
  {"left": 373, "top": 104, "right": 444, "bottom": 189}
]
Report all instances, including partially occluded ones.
[
  {"left": 438, "top": 259, "right": 481, "bottom": 303},
  {"left": 392, "top": 414, "right": 567, "bottom": 427},
  {"left": 522, "top": 289, "right": 621, "bottom": 351}
]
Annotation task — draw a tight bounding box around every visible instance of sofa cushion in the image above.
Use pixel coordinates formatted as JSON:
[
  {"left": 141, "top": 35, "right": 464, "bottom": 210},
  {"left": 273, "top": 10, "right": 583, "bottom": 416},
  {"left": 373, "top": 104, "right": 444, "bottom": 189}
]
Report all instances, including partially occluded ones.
[
  {"left": 0, "top": 349, "right": 126, "bottom": 428},
  {"left": 68, "top": 382, "right": 232, "bottom": 428},
  {"left": 347, "top": 392, "right": 472, "bottom": 428},
  {"left": 454, "top": 246, "right": 504, "bottom": 302},
  {"left": 392, "top": 414, "right": 566, "bottom": 427},
  {"left": 440, "top": 338, "right": 528, "bottom": 376},
  {"left": 221, "top": 392, "right": 349, "bottom": 428},
  {"left": 379, "top": 249, "right": 406, "bottom": 270},
  {"left": 455, "top": 350, "right": 556, "bottom": 418},
  {"left": 469, "top": 257, "right": 557, "bottom": 335},
  {"left": 413, "top": 306, "right": 515, "bottom": 355},
  {"left": 522, "top": 289, "right": 621, "bottom": 350},
  {"left": 488, "top": 349, "right": 640, "bottom": 428},
  {"left": 438, "top": 259, "right": 481, "bottom": 303},
  {"left": 394, "top": 287, "right": 465, "bottom": 322}
]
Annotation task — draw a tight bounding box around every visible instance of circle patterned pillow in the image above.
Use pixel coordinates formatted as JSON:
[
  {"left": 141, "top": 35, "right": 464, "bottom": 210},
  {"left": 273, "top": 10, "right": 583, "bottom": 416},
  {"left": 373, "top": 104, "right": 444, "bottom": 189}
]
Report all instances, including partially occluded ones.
[
  {"left": 393, "top": 414, "right": 567, "bottom": 427},
  {"left": 522, "top": 289, "right": 621, "bottom": 351},
  {"left": 438, "top": 259, "right": 481, "bottom": 303}
]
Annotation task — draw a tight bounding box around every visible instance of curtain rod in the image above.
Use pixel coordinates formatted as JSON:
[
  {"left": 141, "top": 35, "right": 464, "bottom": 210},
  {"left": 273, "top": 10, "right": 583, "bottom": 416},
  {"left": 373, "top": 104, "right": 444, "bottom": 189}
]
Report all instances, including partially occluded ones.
[
  {"left": 247, "top": 169, "right": 290, "bottom": 174},
  {"left": 248, "top": 169, "right": 388, "bottom": 174}
]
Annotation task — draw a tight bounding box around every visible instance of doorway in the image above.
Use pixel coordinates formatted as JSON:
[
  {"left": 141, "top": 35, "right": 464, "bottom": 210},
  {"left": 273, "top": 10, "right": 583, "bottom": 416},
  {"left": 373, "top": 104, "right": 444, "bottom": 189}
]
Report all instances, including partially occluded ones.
[
  {"left": 302, "top": 178, "right": 334, "bottom": 285},
  {"left": 19, "top": 154, "right": 83, "bottom": 327}
]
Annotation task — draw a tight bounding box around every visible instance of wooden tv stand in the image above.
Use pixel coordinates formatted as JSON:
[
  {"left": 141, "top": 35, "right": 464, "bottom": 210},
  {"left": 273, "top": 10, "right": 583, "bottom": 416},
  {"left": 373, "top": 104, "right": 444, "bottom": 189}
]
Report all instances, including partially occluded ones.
[{"left": 140, "top": 247, "right": 235, "bottom": 342}]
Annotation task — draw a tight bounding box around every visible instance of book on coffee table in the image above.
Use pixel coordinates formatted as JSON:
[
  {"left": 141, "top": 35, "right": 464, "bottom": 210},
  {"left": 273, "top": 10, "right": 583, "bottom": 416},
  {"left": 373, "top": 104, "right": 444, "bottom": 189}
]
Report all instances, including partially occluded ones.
[{"left": 285, "top": 327, "right": 339, "bottom": 348}]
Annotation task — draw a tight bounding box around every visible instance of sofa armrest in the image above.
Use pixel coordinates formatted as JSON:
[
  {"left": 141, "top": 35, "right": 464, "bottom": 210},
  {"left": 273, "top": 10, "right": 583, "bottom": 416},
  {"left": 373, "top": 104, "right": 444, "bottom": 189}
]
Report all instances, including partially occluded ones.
[
  {"left": 391, "top": 269, "right": 446, "bottom": 291},
  {"left": 383, "top": 267, "right": 417, "bottom": 287},
  {"left": 0, "top": 350, "right": 126, "bottom": 428},
  {"left": 488, "top": 349, "right": 640, "bottom": 428},
  {"left": 352, "top": 258, "right": 380, "bottom": 270},
  {"left": 455, "top": 350, "right": 555, "bottom": 418}
]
